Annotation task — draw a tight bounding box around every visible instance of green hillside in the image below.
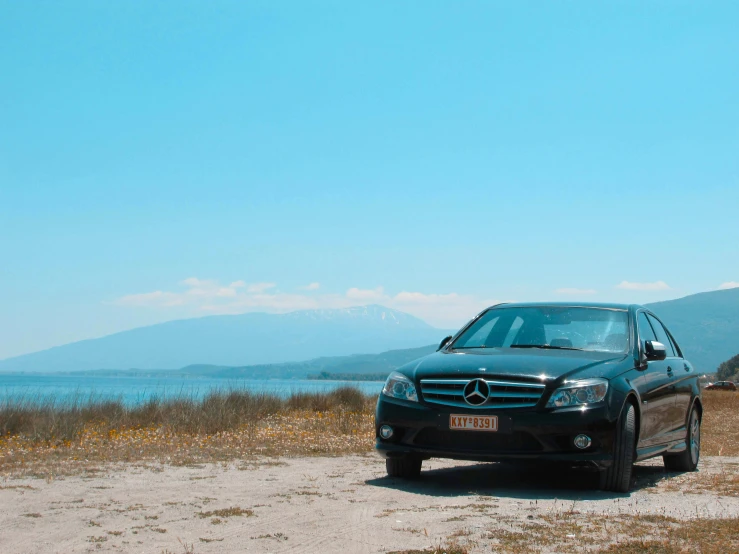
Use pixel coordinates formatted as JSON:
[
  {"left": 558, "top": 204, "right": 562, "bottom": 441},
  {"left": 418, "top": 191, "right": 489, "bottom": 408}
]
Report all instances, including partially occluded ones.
[
  {"left": 188, "top": 344, "right": 438, "bottom": 379},
  {"left": 646, "top": 287, "right": 739, "bottom": 373}
]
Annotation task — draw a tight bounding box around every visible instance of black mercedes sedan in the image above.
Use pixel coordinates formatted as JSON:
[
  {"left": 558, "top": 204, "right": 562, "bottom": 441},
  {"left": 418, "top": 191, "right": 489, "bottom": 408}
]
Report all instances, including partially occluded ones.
[{"left": 375, "top": 303, "right": 702, "bottom": 492}]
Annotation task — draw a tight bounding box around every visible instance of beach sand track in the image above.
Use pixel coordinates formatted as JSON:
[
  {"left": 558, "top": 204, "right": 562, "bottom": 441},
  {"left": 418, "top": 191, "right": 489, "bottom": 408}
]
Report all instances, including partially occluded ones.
[{"left": 1, "top": 455, "right": 738, "bottom": 553}]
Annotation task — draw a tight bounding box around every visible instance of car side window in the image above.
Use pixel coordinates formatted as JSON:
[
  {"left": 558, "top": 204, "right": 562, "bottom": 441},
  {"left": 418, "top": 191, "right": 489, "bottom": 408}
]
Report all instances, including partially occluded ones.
[
  {"left": 647, "top": 314, "right": 677, "bottom": 357},
  {"left": 664, "top": 329, "right": 682, "bottom": 357},
  {"left": 637, "top": 312, "right": 657, "bottom": 348}
]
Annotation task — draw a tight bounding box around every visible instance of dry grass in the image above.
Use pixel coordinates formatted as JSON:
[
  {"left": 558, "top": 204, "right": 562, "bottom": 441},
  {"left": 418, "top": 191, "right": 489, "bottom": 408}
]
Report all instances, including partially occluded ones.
[
  {"left": 0, "top": 387, "right": 375, "bottom": 475},
  {"left": 389, "top": 540, "right": 469, "bottom": 554},
  {"left": 196, "top": 506, "right": 254, "bottom": 518},
  {"left": 0, "top": 386, "right": 368, "bottom": 440},
  {"left": 700, "top": 390, "right": 739, "bottom": 456},
  {"left": 1, "top": 388, "right": 736, "bottom": 477},
  {"left": 661, "top": 461, "right": 739, "bottom": 496},
  {"left": 481, "top": 513, "right": 739, "bottom": 553},
  {"left": 595, "top": 516, "right": 739, "bottom": 554}
]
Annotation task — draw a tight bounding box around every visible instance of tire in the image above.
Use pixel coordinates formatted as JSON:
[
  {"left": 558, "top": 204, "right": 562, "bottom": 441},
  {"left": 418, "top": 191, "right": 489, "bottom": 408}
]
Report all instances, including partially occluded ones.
[
  {"left": 386, "top": 457, "right": 422, "bottom": 479},
  {"left": 599, "top": 403, "right": 636, "bottom": 493},
  {"left": 663, "top": 406, "right": 701, "bottom": 472}
]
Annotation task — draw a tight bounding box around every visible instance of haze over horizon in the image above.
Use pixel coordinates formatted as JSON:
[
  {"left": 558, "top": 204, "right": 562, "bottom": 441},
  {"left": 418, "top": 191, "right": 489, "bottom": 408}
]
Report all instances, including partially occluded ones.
[{"left": 2, "top": 3, "right": 738, "bottom": 359}]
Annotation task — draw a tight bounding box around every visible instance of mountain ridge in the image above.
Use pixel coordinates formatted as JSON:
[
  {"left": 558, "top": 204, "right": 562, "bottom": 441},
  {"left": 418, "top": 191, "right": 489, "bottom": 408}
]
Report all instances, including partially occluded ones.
[
  {"left": 645, "top": 287, "right": 739, "bottom": 372},
  {"left": 0, "top": 304, "right": 453, "bottom": 373},
  {"left": 2, "top": 289, "right": 738, "bottom": 374},
  {"left": 60, "top": 344, "right": 440, "bottom": 380}
]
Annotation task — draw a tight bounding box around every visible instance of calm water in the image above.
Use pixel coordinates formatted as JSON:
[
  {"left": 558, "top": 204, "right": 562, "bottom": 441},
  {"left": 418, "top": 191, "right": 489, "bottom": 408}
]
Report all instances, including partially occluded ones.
[{"left": 0, "top": 374, "right": 384, "bottom": 405}]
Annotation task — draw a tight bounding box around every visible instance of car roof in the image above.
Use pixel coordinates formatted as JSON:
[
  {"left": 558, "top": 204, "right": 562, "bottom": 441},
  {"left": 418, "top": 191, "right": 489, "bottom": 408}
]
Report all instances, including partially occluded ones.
[{"left": 488, "top": 302, "right": 637, "bottom": 311}]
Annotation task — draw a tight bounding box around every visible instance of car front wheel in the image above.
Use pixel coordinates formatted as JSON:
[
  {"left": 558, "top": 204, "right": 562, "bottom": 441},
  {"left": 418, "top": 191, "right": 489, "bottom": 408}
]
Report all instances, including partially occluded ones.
[
  {"left": 663, "top": 406, "right": 701, "bottom": 472},
  {"left": 599, "top": 403, "right": 636, "bottom": 493},
  {"left": 386, "top": 457, "right": 422, "bottom": 479}
]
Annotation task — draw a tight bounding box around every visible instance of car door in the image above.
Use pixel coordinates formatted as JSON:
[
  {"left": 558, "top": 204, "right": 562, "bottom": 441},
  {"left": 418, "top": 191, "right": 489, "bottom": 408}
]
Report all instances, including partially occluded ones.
[
  {"left": 647, "top": 313, "right": 689, "bottom": 438},
  {"left": 637, "top": 311, "right": 676, "bottom": 446}
]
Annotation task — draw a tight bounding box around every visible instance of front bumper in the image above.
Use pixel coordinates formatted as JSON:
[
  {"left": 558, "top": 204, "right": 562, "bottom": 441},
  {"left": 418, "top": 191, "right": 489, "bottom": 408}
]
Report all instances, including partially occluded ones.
[{"left": 375, "top": 395, "right": 619, "bottom": 469}]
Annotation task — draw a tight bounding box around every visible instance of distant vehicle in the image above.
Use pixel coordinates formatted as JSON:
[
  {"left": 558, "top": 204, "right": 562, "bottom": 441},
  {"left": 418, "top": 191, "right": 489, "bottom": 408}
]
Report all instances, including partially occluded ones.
[
  {"left": 375, "top": 303, "right": 703, "bottom": 493},
  {"left": 705, "top": 381, "right": 737, "bottom": 391}
]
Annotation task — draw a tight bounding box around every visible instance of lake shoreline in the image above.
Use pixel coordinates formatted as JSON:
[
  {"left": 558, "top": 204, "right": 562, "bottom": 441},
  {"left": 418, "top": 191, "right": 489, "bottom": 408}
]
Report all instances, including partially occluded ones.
[{"left": 0, "top": 374, "right": 384, "bottom": 405}]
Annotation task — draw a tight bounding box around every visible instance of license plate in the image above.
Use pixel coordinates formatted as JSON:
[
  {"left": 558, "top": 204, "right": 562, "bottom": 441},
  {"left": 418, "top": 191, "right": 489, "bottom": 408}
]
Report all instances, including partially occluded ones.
[{"left": 449, "top": 415, "right": 498, "bottom": 431}]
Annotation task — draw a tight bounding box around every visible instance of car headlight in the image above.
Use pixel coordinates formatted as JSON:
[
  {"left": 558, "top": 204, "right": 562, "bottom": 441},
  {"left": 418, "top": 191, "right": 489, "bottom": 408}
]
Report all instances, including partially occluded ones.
[
  {"left": 546, "top": 378, "right": 608, "bottom": 408},
  {"left": 382, "top": 371, "right": 418, "bottom": 402}
]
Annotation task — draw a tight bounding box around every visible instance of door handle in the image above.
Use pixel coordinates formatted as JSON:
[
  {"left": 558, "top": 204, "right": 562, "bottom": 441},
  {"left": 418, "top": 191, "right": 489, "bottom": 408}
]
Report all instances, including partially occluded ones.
[{"left": 667, "top": 366, "right": 673, "bottom": 374}]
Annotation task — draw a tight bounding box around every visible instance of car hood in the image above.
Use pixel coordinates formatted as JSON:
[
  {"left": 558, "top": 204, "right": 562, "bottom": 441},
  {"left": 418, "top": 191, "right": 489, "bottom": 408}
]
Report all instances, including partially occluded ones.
[{"left": 398, "top": 348, "right": 633, "bottom": 385}]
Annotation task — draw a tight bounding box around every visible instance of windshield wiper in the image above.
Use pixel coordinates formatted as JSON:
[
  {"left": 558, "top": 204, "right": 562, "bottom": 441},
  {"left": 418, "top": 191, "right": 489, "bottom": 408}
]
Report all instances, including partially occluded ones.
[
  {"left": 510, "top": 344, "right": 585, "bottom": 351},
  {"left": 451, "top": 346, "right": 488, "bottom": 349}
]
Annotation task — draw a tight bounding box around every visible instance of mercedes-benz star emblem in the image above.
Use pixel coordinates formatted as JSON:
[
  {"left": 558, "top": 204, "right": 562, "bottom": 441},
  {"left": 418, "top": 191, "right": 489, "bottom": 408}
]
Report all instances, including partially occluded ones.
[{"left": 463, "top": 379, "right": 489, "bottom": 406}]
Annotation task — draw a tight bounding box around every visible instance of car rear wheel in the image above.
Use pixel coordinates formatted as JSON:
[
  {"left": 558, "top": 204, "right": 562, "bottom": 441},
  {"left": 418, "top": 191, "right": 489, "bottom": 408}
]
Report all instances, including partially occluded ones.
[
  {"left": 386, "top": 457, "right": 422, "bottom": 479},
  {"left": 598, "top": 403, "right": 636, "bottom": 493},
  {"left": 663, "top": 406, "right": 700, "bottom": 472}
]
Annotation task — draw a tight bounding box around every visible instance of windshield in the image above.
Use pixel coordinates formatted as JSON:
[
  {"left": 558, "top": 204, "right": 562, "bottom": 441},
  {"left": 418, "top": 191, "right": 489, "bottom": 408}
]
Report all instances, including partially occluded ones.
[{"left": 451, "top": 306, "right": 630, "bottom": 353}]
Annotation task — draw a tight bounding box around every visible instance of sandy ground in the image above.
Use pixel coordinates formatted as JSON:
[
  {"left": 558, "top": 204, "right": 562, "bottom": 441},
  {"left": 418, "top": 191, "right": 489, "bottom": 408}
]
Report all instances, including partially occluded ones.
[{"left": 1, "top": 455, "right": 738, "bottom": 554}]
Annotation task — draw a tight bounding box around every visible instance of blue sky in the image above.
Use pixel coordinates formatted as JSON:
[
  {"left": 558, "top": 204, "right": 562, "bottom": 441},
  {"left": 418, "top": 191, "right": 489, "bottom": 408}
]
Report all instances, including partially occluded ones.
[{"left": 1, "top": 1, "right": 737, "bottom": 359}]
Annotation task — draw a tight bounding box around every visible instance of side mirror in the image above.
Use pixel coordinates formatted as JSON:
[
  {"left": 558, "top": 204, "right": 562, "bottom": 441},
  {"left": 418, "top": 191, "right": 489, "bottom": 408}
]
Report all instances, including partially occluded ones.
[
  {"left": 438, "top": 335, "right": 453, "bottom": 351},
  {"left": 645, "top": 340, "right": 667, "bottom": 361}
]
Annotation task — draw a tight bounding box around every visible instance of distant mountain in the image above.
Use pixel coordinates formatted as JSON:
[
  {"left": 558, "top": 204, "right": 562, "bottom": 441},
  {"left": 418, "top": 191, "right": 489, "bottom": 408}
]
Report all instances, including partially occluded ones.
[
  {"left": 70, "top": 344, "right": 439, "bottom": 380},
  {"left": 645, "top": 287, "right": 739, "bottom": 373},
  {"left": 68, "top": 285, "right": 739, "bottom": 379},
  {"left": 196, "top": 343, "right": 439, "bottom": 379},
  {"left": 0, "top": 305, "right": 454, "bottom": 373},
  {"left": 3, "top": 289, "right": 737, "bottom": 375}
]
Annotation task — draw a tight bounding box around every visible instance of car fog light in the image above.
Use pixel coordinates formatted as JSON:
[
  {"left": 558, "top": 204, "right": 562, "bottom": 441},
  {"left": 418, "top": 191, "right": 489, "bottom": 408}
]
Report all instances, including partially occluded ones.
[
  {"left": 379, "top": 425, "right": 394, "bottom": 439},
  {"left": 573, "top": 434, "right": 592, "bottom": 449}
]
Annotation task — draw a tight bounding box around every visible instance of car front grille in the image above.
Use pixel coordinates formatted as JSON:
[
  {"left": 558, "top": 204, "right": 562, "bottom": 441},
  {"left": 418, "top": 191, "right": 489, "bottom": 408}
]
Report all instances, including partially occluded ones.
[
  {"left": 420, "top": 378, "right": 546, "bottom": 409},
  {"left": 413, "top": 428, "right": 542, "bottom": 452}
]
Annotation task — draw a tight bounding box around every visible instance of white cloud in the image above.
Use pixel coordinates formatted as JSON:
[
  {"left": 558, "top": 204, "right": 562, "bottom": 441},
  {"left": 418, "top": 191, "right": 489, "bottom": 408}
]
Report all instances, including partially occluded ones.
[
  {"left": 114, "top": 291, "right": 184, "bottom": 307},
  {"left": 201, "top": 293, "right": 324, "bottom": 313},
  {"left": 390, "top": 291, "right": 496, "bottom": 327},
  {"left": 184, "top": 279, "right": 221, "bottom": 297},
  {"left": 181, "top": 277, "right": 209, "bottom": 287},
  {"left": 300, "top": 282, "right": 321, "bottom": 291},
  {"left": 115, "top": 279, "right": 279, "bottom": 309},
  {"left": 555, "top": 288, "right": 597, "bottom": 295},
  {"left": 393, "top": 291, "right": 460, "bottom": 304},
  {"left": 718, "top": 281, "right": 739, "bottom": 290},
  {"left": 246, "top": 282, "right": 277, "bottom": 294},
  {"left": 616, "top": 280, "right": 671, "bottom": 291},
  {"left": 216, "top": 287, "right": 238, "bottom": 297},
  {"left": 346, "top": 286, "right": 386, "bottom": 301},
  {"left": 181, "top": 279, "right": 252, "bottom": 299},
  {"left": 113, "top": 278, "right": 497, "bottom": 328}
]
